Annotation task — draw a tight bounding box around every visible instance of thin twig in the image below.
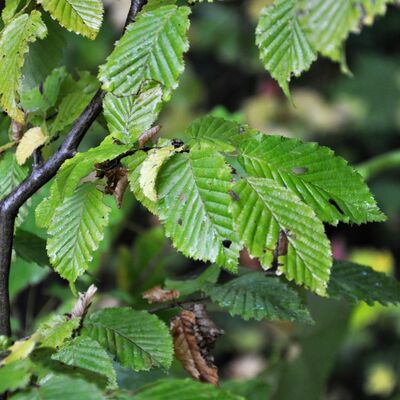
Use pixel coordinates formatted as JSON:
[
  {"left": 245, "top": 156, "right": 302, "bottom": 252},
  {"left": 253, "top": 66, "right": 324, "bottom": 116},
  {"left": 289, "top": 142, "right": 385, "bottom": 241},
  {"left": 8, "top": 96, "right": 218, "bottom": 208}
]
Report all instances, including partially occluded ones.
[
  {"left": 148, "top": 296, "right": 207, "bottom": 314},
  {"left": 0, "top": 0, "right": 148, "bottom": 337}
]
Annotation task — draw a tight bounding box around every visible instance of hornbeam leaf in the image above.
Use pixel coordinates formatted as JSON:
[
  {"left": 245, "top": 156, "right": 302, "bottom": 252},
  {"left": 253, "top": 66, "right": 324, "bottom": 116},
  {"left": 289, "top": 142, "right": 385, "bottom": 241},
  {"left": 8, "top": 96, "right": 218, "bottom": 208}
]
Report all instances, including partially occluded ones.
[
  {"left": 16, "top": 127, "right": 48, "bottom": 165},
  {"left": 256, "top": 0, "right": 317, "bottom": 98},
  {"left": 2, "top": 0, "right": 23, "bottom": 24},
  {"left": 37, "top": 0, "right": 104, "bottom": 39},
  {"left": 328, "top": 261, "right": 400, "bottom": 305},
  {"left": 37, "top": 315, "right": 81, "bottom": 349},
  {"left": 35, "top": 182, "right": 61, "bottom": 229},
  {"left": 231, "top": 177, "right": 331, "bottom": 296},
  {"left": 205, "top": 272, "right": 313, "bottom": 323},
  {"left": 82, "top": 308, "right": 173, "bottom": 371},
  {"left": 140, "top": 145, "right": 180, "bottom": 202},
  {"left": 47, "top": 183, "right": 111, "bottom": 282},
  {"left": 133, "top": 378, "right": 244, "bottom": 400},
  {"left": 99, "top": 5, "right": 190, "bottom": 98},
  {"left": 186, "top": 115, "right": 249, "bottom": 152},
  {"left": 52, "top": 337, "right": 117, "bottom": 389},
  {"left": 0, "top": 152, "right": 29, "bottom": 227},
  {"left": 300, "top": 0, "right": 360, "bottom": 67},
  {"left": 15, "top": 375, "right": 106, "bottom": 400},
  {"left": 157, "top": 149, "right": 241, "bottom": 271},
  {"left": 0, "top": 360, "right": 31, "bottom": 393},
  {"left": 14, "top": 230, "right": 49, "bottom": 267},
  {"left": 360, "top": 0, "right": 394, "bottom": 24},
  {"left": 170, "top": 309, "right": 219, "bottom": 385},
  {"left": 0, "top": 11, "right": 47, "bottom": 122},
  {"left": 236, "top": 133, "right": 385, "bottom": 225},
  {"left": 51, "top": 92, "right": 95, "bottom": 134},
  {"left": 1, "top": 315, "right": 79, "bottom": 365},
  {"left": 21, "top": 16, "right": 67, "bottom": 91},
  {"left": 125, "top": 150, "right": 158, "bottom": 214},
  {"left": 165, "top": 265, "right": 221, "bottom": 297},
  {"left": 103, "top": 84, "right": 163, "bottom": 144}
]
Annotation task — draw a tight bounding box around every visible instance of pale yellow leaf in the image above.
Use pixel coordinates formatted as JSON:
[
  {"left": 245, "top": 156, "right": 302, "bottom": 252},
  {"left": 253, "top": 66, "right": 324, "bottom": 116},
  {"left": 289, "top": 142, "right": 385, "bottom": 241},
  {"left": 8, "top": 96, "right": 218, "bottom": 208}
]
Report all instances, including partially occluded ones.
[
  {"left": 0, "top": 333, "right": 41, "bottom": 365},
  {"left": 16, "top": 127, "right": 47, "bottom": 165},
  {"left": 140, "top": 145, "right": 180, "bottom": 202}
]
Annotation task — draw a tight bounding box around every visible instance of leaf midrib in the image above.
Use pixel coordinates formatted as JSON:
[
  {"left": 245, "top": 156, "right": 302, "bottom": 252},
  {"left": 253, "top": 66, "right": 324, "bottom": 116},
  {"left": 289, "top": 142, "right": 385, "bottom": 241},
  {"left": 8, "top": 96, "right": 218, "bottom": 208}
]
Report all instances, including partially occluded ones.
[
  {"left": 86, "top": 320, "right": 165, "bottom": 367},
  {"left": 245, "top": 177, "right": 327, "bottom": 285}
]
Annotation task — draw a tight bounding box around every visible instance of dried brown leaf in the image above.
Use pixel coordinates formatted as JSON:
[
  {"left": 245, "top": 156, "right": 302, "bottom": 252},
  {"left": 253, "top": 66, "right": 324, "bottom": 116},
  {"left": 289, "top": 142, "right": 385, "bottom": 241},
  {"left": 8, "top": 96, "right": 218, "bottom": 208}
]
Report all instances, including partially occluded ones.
[
  {"left": 71, "top": 284, "right": 98, "bottom": 319},
  {"left": 138, "top": 125, "right": 161, "bottom": 149},
  {"left": 170, "top": 307, "right": 223, "bottom": 385},
  {"left": 113, "top": 170, "right": 128, "bottom": 208},
  {"left": 188, "top": 304, "right": 224, "bottom": 345},
  {"left": 96, "top": 165, "right": 129, "bottom": 208},
  {"left": 142, "top": 285, "right": 180, "bottom": 304}
]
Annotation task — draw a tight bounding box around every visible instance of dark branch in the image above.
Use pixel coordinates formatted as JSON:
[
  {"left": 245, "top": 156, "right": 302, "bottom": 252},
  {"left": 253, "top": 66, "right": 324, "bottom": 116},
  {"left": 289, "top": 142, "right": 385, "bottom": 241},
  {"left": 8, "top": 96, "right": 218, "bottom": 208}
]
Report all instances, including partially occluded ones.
[{"left": 0, "top": 0, "right": 147, "bottom": 337}]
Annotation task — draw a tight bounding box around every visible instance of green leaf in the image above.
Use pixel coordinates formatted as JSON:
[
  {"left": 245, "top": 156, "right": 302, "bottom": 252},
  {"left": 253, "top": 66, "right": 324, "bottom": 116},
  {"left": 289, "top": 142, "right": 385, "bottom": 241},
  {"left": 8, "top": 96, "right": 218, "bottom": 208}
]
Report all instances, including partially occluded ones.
[
  {"left": 14, "top": 230, "right": 49, "bottom": 266},
  {"left": 52, "top": 337, "right": 117, "bottom": 389},
  {"left": 10, "top": 258, "right": 49, "bottom": 300},
  {"left": 0, "top": 359, "right": 31, "bottom": 393},
  {"left": 103, "top": 83, "right": 163, "bottom": 144},
  {"left": 328, "top": 261, "right": 400, "bottom": 305},
  {"left": 1, "top": 315, "right": 78, "bottom": 365},
  {"left": 82, "top": 308, "right": 173, "bottom": 371},
  {"left": 2, "top": 0, "right": 24, "bottom": 24},
  {"left": 38, "top": 0, "right": 104, "bottom": 39},
  {"left": 231, "top": 177, "right": 331, "bottom": 296},
  {"left": 186, "top": 115, "right": 248, "bottom": 152},
  {"left": 165, "top": 264, "right": 221, "bottom": 297},
  {"left": 300, "top": 0, "right": 360, "bottom": 68},
  {"left": 99, "top": 5, "right": 190, "bottom": 98},
  {"left": 125, "top": 151, "right": 158, "bottom": 214},
  {"left": 14, "top": 375, "right": 106, "bottom": 400},
  {"left": 21, "top": 16, "right": 66, "bottom": 91},
  {"left": 0, "top": 11, "right": 47, "bottom": 122},
  {"left": 21, "top": 67, "right": 68, "bottom": 114},
  {"left": 46, "top": 183, "right": 111, "bottom": 282},
  {"left": 256, "top": 0, "right": 317, "bottom": 98},
  {"left": 204, "top": 272, "right": 313, "bottom": 323},
  {"left": 37, "top": 315, "right": 80, "bottom": 348},
  {"left": 50, "top": 91, "right": 96, "bottom": 135},
  {"left": 35, "top": 181, "right": 61, "bottom": 229},
  {"left": 235, "top": 134, "right": 385, "bottom": 225},
  {"left": 361, "top": 0, "right": 394, "bottom": 24},
  {"left": 0, "top": 152, "right": 29, "bottom": 227},
  {"left": 157, "top": 149, "right": 241, "bottom": 271},
  {"left": 133, "top": 378, "right": 244, "bottom": 400}
]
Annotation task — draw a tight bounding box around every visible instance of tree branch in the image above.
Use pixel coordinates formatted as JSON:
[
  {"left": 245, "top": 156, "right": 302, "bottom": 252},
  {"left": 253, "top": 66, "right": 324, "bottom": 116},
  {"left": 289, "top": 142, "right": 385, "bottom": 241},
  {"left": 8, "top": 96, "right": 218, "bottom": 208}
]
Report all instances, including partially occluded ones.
[{"left": 0, "top": 0, "right": 148, "bottom": 337}]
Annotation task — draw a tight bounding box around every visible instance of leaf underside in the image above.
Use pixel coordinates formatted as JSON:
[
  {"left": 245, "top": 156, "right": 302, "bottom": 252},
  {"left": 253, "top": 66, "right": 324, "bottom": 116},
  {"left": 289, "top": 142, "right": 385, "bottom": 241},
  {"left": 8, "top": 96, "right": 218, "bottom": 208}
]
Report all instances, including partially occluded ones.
[
  {"left": 328, "top": 261, "right": 400, "bottom": 306},
  {"left": 205, "top": 272, "right": 313, "bottom": 323}
]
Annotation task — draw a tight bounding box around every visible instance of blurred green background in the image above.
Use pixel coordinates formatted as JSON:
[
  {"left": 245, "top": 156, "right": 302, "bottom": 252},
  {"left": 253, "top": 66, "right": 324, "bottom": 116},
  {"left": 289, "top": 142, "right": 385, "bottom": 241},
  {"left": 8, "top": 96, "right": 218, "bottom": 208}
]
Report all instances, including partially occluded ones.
[{"left": 4, "top": 0, "right": 400, "bottom": 399}]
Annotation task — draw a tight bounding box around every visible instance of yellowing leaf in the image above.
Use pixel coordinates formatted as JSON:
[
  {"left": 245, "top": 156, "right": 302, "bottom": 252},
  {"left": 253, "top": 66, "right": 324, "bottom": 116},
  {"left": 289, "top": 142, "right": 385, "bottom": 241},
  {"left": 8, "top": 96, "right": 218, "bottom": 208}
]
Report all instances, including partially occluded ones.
[
  {"left": 140, "top": 145, "right": 179, "bottom": 202},
  {"left": 16, "top": 127, "right": 48, "bottom": 165},
  {"left": 0, "top": 333, "right": 40, "bottom": 365}
]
